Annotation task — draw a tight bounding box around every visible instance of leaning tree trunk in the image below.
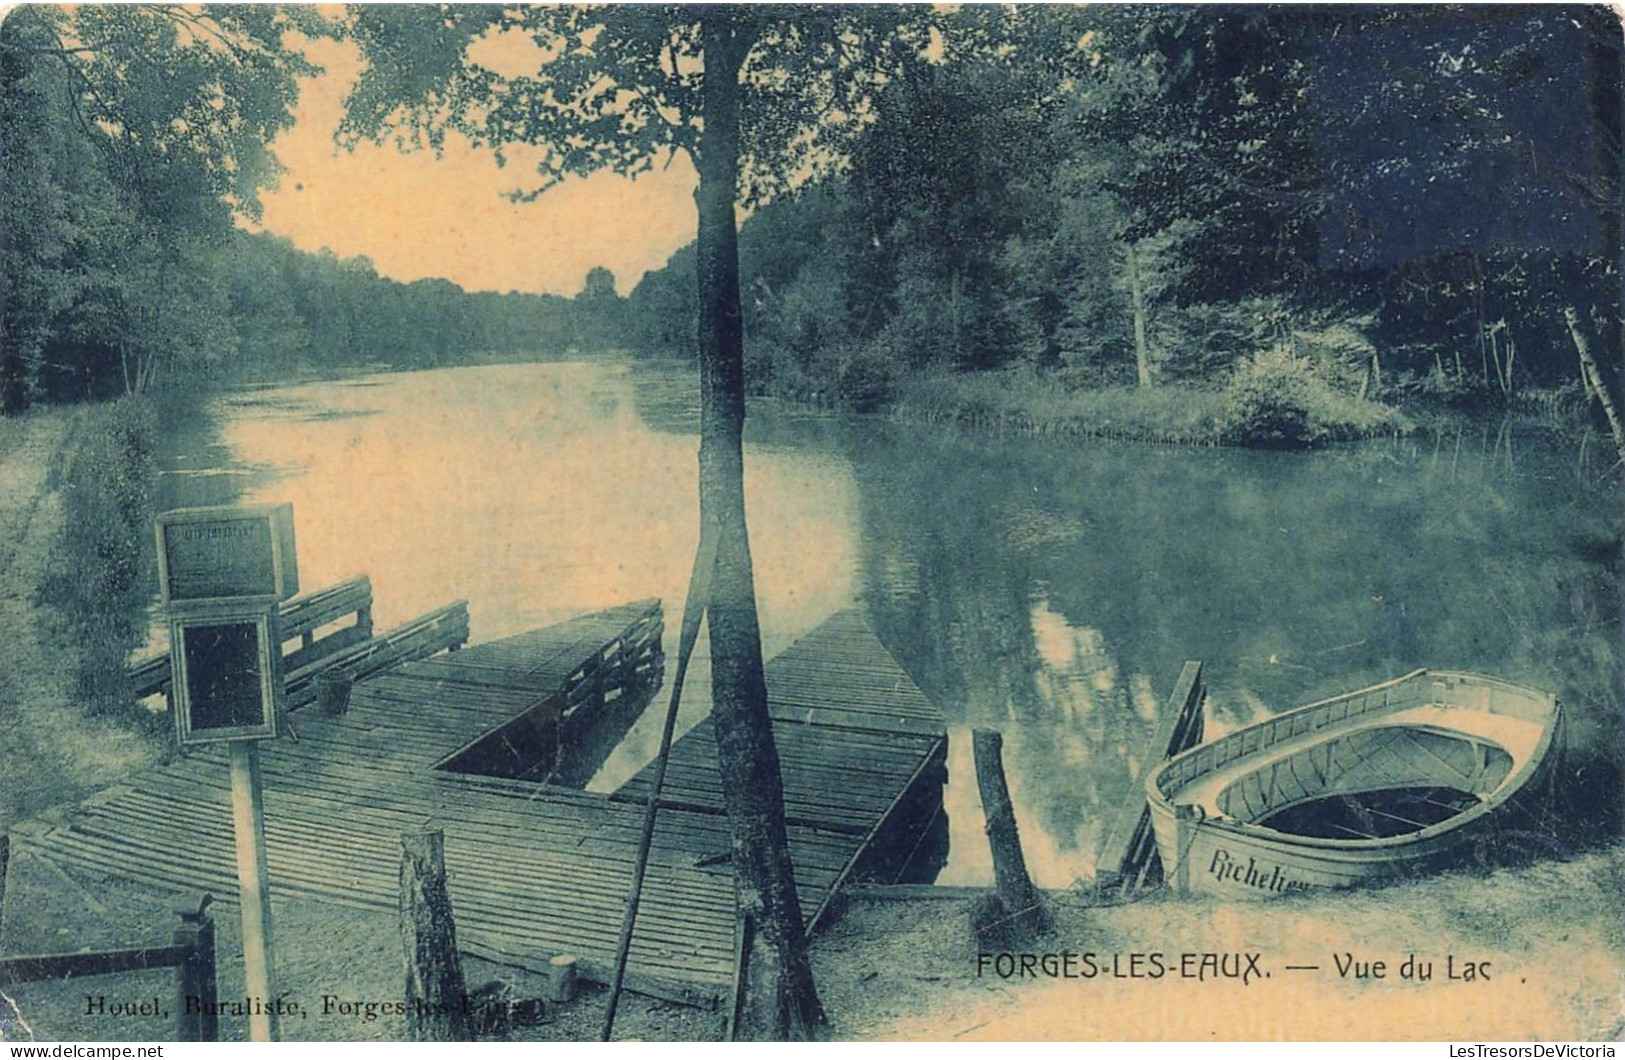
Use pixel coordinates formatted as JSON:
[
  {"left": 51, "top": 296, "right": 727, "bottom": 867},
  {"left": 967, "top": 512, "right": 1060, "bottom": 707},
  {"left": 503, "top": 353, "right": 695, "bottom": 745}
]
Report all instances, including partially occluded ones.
[
  {"left": 1565, "top": 306, "right": 1625, "bottom": 464},
  {"left": 695, "top": 12, "right": 825, "bottom": 1041}
]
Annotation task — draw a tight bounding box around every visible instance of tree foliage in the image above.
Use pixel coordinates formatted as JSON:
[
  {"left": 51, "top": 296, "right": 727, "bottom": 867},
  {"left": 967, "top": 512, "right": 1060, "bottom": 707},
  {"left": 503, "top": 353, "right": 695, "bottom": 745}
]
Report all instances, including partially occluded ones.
[
  {"left": 1, "top": 5, "right": 606, "bottom": 409},
  {"left": 340, "top": 5, "right": 938, "bottom": 203},
  {"left": 0, "top": 5, "right": 328, "bottom": 408},
  {"left": 620, "top": 5, "right": 1617, "bottom": 423}
]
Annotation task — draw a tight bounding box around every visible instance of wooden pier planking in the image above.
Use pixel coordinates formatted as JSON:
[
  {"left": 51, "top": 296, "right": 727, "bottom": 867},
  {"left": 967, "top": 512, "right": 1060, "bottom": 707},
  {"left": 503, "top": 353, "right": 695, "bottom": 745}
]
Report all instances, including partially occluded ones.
[{"left": 17, "top": 600, "right": 945, "bottom": 1004}]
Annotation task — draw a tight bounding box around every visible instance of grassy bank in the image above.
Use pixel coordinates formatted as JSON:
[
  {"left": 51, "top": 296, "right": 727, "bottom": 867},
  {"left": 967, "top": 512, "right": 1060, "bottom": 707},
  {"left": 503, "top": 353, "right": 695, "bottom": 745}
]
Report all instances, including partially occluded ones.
[
  {"left": 891, "top": 355, "right": 1411, "bottom": 448},
  {"left": 37, "top": 396, "right": 161, "bottom": 723},
  {"left": 0, "top": 402, "right": 162, "bottom": 833}
]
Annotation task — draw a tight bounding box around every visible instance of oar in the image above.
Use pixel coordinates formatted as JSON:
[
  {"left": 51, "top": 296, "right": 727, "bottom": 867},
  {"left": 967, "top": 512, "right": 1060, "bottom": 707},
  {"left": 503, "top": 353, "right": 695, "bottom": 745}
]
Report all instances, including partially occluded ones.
[{"left": 600, "top": 525, "right": 717, "bottom": 1041}]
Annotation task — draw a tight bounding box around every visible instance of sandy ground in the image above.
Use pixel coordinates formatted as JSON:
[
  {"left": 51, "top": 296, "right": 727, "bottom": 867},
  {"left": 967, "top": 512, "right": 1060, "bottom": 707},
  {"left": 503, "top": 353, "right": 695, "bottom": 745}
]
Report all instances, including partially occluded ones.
[
  {"left": 816, "top": 853, "right": 1625, "bottom": 1041},
  {"left": 0, "top": 850, "right": 718, "bottom": 1043},
  {"left": 1, "top": 839, "right": 1620, "bottom": 1043}
]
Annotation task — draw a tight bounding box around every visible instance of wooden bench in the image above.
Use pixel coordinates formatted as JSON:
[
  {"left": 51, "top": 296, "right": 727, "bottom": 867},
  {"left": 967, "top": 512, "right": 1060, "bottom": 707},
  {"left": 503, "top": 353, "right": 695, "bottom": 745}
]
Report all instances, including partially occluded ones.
[{"left": 127, "top": 577, "right": 471, "bottom": 713}]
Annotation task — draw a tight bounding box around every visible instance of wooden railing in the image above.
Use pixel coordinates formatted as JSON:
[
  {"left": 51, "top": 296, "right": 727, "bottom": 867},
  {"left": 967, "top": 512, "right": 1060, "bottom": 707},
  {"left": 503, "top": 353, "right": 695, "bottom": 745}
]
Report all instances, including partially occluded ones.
[
  {"left": 128, "top": 576, "right": 374, "bottom": 705},
  {"left": 437, "top": 601, "right": 662, "bottom": 783},
  {"left": 285, "top": 600, "right": 469, "bottom": 712},
  {"left": 0, "top": 892, "right": 219, "bottom": 1041},
  {"left": 127, "top": 576, "right": 470, "bottom": 714},
  {"left": 559, "top": 602, "right": 664, "bottom": 722}
]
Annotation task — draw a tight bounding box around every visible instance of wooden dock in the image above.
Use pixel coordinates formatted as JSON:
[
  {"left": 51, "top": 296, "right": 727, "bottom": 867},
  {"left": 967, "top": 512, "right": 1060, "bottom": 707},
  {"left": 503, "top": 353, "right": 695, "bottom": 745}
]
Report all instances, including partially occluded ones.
[
  {"left": 14, "top": 600, "right": 947, "bottom": 1003},
  {"left": 613, "top": 610, "right": 950, "bottom": 927}
]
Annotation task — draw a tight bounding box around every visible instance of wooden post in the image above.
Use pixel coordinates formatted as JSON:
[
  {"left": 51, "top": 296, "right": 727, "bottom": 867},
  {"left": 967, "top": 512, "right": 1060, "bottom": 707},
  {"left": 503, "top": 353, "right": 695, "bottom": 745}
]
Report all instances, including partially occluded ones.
[
  {"left": 1096, "top": 661, "right": 1205, "bottom": 897},
  {"left": 316, "top": 670, "right": 353, "bottom": 716},
  {"left": 173, "top": 893, "right": 218, "bottom": 1042},
  {"left": 400, "top": 829, "right": 473, "bottom": 1042},
  {"left": 603, "top": 530, "right": 716, "bottom": 1042},
  {"left": 1173, "top": 806, "right": 1201, "bottom": 894},
  {"left": 0, "top": 832, "right": 10, "bottom": 927},
  {"left": 227, "top": 740, "right": 279, "bottom": 1042},
  {"left": 971, "top": 729, "right": 1045, "bottom": 938}
]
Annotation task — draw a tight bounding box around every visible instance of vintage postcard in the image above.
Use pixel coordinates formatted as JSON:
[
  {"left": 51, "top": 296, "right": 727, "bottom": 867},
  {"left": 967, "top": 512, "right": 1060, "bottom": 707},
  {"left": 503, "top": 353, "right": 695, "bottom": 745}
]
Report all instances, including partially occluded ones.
[{"left": 0, "top": 3, "right": 1620, "bottom": 1045}]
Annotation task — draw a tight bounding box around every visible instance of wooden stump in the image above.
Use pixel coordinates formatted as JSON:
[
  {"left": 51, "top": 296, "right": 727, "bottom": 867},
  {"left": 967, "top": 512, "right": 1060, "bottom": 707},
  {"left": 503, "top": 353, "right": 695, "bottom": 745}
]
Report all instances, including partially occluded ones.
[
  {"left": 546, "top": 955, "right": 579, "bottom": 1004},
  {"left": 971, "top": 728, "right": 1049, "bottom": 944},
  {"left": 399, "top": 830, "right": 474, "bottom": 1042}
]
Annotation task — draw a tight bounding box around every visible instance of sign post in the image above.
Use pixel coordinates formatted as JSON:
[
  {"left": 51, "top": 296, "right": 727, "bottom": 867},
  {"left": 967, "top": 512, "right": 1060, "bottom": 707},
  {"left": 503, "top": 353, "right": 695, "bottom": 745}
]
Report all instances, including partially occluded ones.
[
  {"left": 227, "top": 740, "right": 278, "bottom": 1042},
  {"left": 156, "top": 504, "right": 298, "bottom": 1043}
]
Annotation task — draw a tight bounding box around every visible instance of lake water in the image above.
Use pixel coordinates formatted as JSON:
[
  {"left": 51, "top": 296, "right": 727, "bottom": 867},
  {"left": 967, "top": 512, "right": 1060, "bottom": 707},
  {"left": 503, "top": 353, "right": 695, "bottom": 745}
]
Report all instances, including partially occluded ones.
[{"left": 152, "top": 359, "right": 1622, "bottom": 886}]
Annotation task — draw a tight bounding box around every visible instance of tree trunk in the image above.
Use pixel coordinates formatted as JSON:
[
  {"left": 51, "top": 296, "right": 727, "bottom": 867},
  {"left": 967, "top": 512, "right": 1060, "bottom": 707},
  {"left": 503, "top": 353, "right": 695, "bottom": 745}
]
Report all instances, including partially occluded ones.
[
  {"left": 1470, "top": 253, "right": 1488, "bottom": 383},
  {"left": 0, "top": 42, "right": 17, "bottom": 416},
  {"left": 695, "top": 11, "right": 824, "bottom": 1041},
  {"left": 1126, "top": 241, "right": 1153, "bottom": 388},
  {"left": 1565, "top": 306, "right": 1625, "bottom": 463},
  {"left": 971, "top": 729, "right": 1043, "bottom": 928},
  {"left": 1, "top": 342, "right": 26, "bottom": 413}
]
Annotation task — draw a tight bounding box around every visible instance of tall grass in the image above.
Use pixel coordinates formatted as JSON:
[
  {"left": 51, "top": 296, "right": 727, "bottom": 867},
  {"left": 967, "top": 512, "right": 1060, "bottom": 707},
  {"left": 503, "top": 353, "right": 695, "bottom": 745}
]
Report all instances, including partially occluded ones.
[{"left": 39, "top": 395, "right": 160, "bottom": 721}]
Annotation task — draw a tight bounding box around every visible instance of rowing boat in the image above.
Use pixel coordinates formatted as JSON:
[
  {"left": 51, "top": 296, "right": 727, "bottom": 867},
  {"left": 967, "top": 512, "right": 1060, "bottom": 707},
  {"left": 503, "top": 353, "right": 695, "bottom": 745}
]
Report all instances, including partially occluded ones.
[{"left": 1144, "top": 669, "right": 1561, "bottom": 897}]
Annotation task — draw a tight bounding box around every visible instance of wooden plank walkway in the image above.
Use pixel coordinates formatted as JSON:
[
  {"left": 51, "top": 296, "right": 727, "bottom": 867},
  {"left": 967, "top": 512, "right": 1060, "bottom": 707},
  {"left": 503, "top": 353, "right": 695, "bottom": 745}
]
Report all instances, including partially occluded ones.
[{"left": 15, "top": 604, "right": 946, "bottom": 1004}]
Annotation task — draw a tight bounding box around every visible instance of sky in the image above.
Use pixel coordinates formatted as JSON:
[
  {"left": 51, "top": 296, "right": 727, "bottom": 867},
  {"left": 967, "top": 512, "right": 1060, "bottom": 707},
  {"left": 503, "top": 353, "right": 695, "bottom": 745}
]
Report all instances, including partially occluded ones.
[{"left": 253, "top": 36, "right": 700, "bottom": 298}]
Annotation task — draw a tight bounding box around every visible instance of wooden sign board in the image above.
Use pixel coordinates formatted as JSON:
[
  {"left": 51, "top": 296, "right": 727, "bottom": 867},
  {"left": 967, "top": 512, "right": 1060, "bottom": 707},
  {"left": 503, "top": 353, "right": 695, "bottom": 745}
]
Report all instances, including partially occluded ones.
[
  {"left": 169, "top": 608, "right": 281, "bottom": 745},
  {"left": 156, "top": 504, "right": 299, "bottom": 605}
]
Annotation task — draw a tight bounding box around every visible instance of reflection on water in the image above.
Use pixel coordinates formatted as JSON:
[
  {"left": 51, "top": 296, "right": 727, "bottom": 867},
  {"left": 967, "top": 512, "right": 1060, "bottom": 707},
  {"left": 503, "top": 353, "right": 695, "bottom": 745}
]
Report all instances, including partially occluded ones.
[
  {"left": 846, "top": 416, "right": 1620, "bottom": 884},
  {"left": 154, "top": 360, "right": 1621, "bottom": 887}
]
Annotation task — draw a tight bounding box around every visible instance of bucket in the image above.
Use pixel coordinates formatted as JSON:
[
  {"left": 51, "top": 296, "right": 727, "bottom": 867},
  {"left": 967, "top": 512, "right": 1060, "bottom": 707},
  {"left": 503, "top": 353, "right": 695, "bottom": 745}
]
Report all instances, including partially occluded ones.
[{"left": 315, "top": 669, "right": 354, "bottom": 716}]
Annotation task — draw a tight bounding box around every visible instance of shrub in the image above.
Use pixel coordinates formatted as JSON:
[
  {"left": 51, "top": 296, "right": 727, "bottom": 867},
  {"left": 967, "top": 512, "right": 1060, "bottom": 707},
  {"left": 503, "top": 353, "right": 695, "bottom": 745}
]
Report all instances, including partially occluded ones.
[
  {"left": 1410, "top": 363, "right": 1500, "bottom": 410},
  {"left": 40, "top": 395, "right": 160, "bottom": 719},
  {"left": 1222, "top": 345, "right": 1322, "bottom": 446},
  {"left": 1222, "top": 345, "right": 1408, "bottom": 448},
  {"left": 837, "top": 341, "right": 903, "bottom": 413}
]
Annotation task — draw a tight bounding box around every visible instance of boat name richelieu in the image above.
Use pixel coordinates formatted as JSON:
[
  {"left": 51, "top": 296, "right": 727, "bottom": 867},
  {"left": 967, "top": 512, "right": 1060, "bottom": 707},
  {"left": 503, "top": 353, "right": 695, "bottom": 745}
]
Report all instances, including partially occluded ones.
[{"left": 1209, "top": 847, "right": 1311, "bottom": 893}]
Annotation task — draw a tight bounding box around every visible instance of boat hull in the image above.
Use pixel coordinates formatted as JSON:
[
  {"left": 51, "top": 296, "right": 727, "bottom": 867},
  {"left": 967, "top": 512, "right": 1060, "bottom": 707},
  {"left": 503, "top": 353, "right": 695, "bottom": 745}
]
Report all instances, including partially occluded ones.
[
  {"left": 1146, "top": 670, "right": 1560, "bottom": 898},
  {"left": 1148, "top": 793, "right": 1505, "bottom": 898}
]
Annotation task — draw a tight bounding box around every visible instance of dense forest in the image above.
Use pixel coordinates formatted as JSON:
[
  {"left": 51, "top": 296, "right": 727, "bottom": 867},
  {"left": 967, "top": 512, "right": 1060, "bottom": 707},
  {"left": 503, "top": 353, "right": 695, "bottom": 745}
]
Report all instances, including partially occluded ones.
[
  {"left": 3, "top": 6, "right": 1620, "bottom": 448},
  {"left": 623, "top": 6, "right": 1622, "bottom": 445},
  {"left": 0, "top": 6, "right": 619, "bottom": 410}
]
